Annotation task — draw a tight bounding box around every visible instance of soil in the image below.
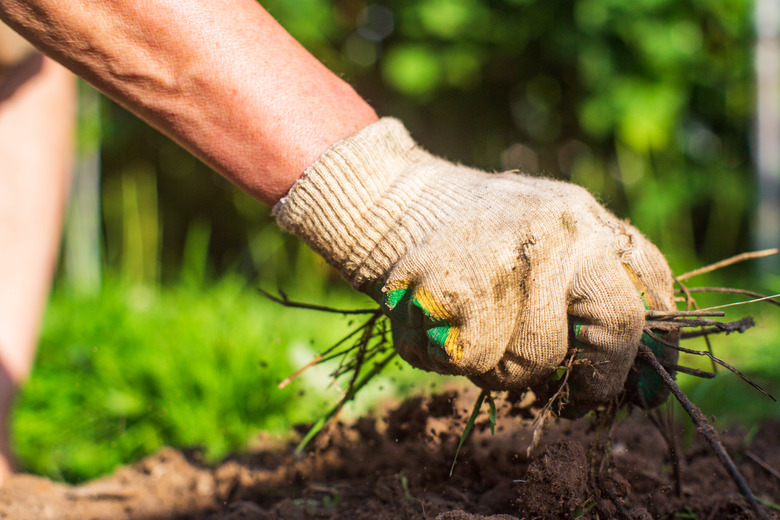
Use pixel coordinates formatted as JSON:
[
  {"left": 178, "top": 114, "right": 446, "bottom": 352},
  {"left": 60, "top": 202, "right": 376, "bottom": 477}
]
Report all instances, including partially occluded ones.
[{"left": 0, "top": 390, "right": 778, "bottom": 520}]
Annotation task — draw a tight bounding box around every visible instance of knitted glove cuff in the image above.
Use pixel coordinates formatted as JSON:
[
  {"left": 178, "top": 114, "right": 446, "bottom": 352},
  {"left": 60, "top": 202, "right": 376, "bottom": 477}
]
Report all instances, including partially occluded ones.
[{"left": 273, "top": 118, "right": 445, "bottom": 287}]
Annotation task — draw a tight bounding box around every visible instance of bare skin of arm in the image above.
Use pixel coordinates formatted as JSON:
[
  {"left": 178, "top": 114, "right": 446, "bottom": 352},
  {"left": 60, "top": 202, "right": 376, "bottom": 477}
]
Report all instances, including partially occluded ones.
[
  {"left": 0, "top": 1, "right": 377, "bottom": 481},
  {"left": 0, "top": 51, "right": 75, "bottom": 480},
  {"left": 0, "top": 0, "right": 379, "bottom": 205}
]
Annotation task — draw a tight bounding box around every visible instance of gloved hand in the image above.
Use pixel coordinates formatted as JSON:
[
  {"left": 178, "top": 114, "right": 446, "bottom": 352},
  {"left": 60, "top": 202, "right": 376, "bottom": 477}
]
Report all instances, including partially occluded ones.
[{"left": 274, "top": 118, "right": 676, "bottom": 412}]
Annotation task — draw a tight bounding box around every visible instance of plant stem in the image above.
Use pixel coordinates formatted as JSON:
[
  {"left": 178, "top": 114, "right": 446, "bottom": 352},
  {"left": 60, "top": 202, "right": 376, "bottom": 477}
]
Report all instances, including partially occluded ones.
[
  {"left": 637, "top": 344, "right": 766, "bottom": 519},
  {"left": 675, "top": 249, "right": 778, "bottom": 282}
]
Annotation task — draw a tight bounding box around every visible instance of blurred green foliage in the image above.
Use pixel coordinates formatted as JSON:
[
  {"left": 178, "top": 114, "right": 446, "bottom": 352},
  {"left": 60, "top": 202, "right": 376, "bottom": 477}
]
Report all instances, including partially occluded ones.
[
  {"left": 15, "top": 0, "right": 776, "bottom": 482},
  {"left": 354, "top": 0, "right": 754, "bottom": 274},
  {"left": 16, "top": 273, "right": 429, "bottom": 482},
  {"left": 76, "top": 0, "right": 760, "bottom": 286}
]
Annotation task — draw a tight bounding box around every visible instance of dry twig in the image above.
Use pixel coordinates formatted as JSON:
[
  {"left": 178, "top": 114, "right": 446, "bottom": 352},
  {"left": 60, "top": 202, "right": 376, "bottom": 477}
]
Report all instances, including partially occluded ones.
[
  {"left": 642, "top": 328, "right": 775, "bottom": 401},
  {"left": 527, "top": 352, "right": 576, "bottom": 457},
  {"left": 259, "top": 288, "right": 395, "bottom": 451},
  {"left": 678, "top": 287, "right": 780, "bottom": 309},
  {"left": 637, "top": 344, "right": 767, "bottom": 519},
  {"left": 698, "top": 293, "right": 780, "bottom": 312},
  {"left": 672, "top": 278, "right": 719, "bottom": 373},
  {"left": 675, "top": 248, "right": 778, "bottom": 282},
  {"left": 645, "top": 316, "right": 755, "bottom": 332},
  {"left": 645, "top": 309, "right": 725, "bottom": 318},
  {"left": 258, "top": 288, "right": 379, "bottom": 315},
  {"left": 745, "top": 450, "right": 780, "bottom": 481}
]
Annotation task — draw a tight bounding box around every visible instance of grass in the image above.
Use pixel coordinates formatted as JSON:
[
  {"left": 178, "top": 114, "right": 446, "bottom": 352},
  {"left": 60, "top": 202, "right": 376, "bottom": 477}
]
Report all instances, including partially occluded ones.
[
  {"left": 11, "top": 275, "right": 428, "bottom": 482},
  {"left": 11, "top": 261, "right": 778, "bottom": 483},
  {"left": 673, "top": 272, "right": 780, "bottom": 427},
  {"left": 675, "top": 306, "right": 780, "bottom": 427}
]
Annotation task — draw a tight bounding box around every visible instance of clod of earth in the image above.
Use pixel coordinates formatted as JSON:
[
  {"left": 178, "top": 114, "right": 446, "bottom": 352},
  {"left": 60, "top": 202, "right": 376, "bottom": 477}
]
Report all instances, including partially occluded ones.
[
  {"left": 1, "top": 392, "right": 778, "bottom": 519},
  {"left": 262, "top": 248, "right": 780, "bottom": 519}
]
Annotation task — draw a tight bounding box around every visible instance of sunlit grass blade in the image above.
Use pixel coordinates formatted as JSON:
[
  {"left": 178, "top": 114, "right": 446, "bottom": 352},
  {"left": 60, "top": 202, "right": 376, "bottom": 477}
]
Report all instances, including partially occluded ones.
[
  {"left": 487, "top": 393, "right": 496, "bottom": 436},
  {"left": 677, "top": 287, "right": 780, "bottom": 309},
  {"left": 756, "top": 497, "right": 780, "bottom": 512},
  {"left": 296, "top": 350, "right": 397, "bottom": 452},
  {"left": 449, "top": 389, "right": 489, "bottom": 477}
]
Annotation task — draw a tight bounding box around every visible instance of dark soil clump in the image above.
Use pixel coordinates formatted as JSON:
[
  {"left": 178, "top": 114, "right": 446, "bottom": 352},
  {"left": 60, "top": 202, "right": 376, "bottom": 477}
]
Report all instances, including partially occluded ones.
[
  {"left": 522, "top": 441, "right": 588, "bottom": 517},
  {"left": 0, "top": 391, "right": 778, "bottom": 519}
]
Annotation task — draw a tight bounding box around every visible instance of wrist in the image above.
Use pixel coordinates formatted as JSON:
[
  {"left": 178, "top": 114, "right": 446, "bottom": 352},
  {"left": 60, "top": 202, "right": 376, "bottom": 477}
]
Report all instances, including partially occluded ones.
[{"left": 274, "top": 118, "right": 439, "bottom": 286}]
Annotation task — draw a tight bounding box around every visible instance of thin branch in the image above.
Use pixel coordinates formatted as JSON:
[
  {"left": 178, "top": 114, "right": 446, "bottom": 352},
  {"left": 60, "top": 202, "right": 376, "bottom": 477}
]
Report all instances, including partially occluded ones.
[
  {"left": 674, "top": 279, "right": 717, "bottom": 373},
  {"left": 698, "top": 293, "right": 780, "bottom": 312},
  {"left": 676, "top": 287, "right": 780, "bottom": 309},
  {"left": 644, "top": 329, "right": 775, "bottom": 402},
  {"left": 745, "top": 450, "right": 780, "bottom": 481},
  {"left": 679, "top": 327, "right": 742, "bottom": 339},
  {"left": 263, "top": 287, "right": 395, "bottom": 453},
  {"left": 277, "top": 314, "right": 381, "bottom": 388},
  {"left": 636, "top": 345, "right": 766, "bottom": 519},
  {"left": 700, "top": 329, "right": 717, "bottom": 374},
  {"left": 278, "top": 354, "right": 323, "bottom": 390},
  {"left": 645, "top": 310, "right": 726, "bottom": 319},
  {"left": 675, "top": 278, "right": 696, "bottom": 311},
  {"left": 258, "top": 287, "right": 381, "bottom": 315},
  {"left": 296, "top": 350, "right": 397, "bottom": 452},
  {"left": 341, "top": 314, "right": 376, "bottom": 402},
  {"left": 665, "top": 364, "right": 715, "bottom": 379},
  {"left": 527, "top": 352, "right": 575, "bottom": 457},
  {"left": 675, "top": 248, "right": 779, "bottom": 282},
  {"left": 330, "top": 314, "right": 387, "bottom": 380},
  {"left": 645, "top": 316, "right": 755, "bottom": 332}
]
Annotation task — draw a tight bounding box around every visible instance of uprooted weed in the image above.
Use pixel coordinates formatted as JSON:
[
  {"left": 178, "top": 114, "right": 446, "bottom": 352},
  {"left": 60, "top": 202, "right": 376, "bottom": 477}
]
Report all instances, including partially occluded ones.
[
  {"left": 262, "top": 248, "right": 780, "bottom": 519},
  {"left": 258, "top": 288, "right": 393, "bottom": 451}
]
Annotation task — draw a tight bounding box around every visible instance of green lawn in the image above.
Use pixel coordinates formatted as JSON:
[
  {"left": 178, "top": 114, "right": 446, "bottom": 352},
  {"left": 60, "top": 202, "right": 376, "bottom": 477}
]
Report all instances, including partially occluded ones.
[
  {"left": 12, "top": 276, "right": 429, "bottom": 482},
  {"left": 12, "top": 271, "right": 779, "bottom": 482},
  {"left": 676, "top": 302, "right": 780, "bottom": 427}
]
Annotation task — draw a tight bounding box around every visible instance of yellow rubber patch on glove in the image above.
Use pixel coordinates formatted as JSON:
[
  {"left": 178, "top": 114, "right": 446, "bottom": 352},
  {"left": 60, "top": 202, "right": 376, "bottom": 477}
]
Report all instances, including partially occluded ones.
[{"left": 383, "top": 282, "right": 462, "bottom": 364}]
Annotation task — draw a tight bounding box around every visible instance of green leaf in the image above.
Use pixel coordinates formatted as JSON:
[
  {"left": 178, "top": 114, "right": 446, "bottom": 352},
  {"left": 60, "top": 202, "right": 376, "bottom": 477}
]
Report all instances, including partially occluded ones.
[
  {"left": 551, "top": 366, "right": 568, "bottom": 381},
  {"left": 449, "top": 389, "right": 488, "bottom": 476},
  {"left": 487, "top": 393, "right": 496, "bottom": 436},
  {"left": 756, "top": 497, "right": 780, "bottom": 511}
]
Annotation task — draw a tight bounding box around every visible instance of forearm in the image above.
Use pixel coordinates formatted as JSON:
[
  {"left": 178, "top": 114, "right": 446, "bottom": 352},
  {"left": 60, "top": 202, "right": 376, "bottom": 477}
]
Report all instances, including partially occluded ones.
[
  {"left": 0, "top": 0, "right": 378, "bottom": 204},
  {"left": 0, "top": 55, "right": 74, "bottom": 383}
]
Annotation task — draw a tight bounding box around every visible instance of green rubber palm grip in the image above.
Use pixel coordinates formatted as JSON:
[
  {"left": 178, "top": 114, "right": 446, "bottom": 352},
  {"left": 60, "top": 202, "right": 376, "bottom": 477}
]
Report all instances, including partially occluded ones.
[
  {"left": 382, "top": 283, "right": 460, "bottom": 363},
  {"left": 626, "top": 331, "right": 673, "bottom": 408},
  {"left": 560, "top": 317, "right": 674, "bottom": 417},
  {"left": 626, "top": 294, "right": 677, "bottom": 409}
]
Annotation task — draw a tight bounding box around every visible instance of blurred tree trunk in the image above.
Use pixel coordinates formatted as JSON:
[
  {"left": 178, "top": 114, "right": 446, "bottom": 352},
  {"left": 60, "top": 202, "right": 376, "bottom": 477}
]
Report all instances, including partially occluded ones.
[
  {"left": 63, "top": 82, "right": 101, "bottom": 293},
  {"left": 754, "top": 0, "right": 780, "bottom": 272}
]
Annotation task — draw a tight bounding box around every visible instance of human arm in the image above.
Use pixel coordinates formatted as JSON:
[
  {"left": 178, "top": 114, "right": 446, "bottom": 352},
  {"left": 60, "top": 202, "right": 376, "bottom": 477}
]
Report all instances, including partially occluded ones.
[
  {"left": 275, "top": 119, "right": 678, "bottom": 412},
  {"left": 0, "top": 0, "right": 378, "bottom": 205},
  {"left": 0, "top": 19, "right": 34, "bottom": 80},
  {"left": 0, "top": 36, "right": 75, "bottom": 477},
  {"left": 0, "top": 1, "right": 677, "bottom": 413}
]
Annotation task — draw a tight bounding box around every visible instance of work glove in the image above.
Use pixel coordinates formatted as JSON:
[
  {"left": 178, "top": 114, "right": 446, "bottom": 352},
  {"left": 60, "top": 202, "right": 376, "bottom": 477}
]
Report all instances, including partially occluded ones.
[{"left": 274, "top": 118, "right": 676, "bottom": 412}]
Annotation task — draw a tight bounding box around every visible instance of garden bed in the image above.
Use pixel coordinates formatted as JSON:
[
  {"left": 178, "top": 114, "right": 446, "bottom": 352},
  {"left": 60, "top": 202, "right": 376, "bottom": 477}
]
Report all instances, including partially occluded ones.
[{"left": 2, "top": 390, "right": 779, "bottom": 519}]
